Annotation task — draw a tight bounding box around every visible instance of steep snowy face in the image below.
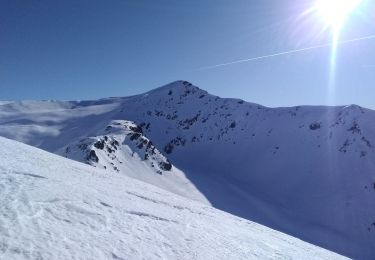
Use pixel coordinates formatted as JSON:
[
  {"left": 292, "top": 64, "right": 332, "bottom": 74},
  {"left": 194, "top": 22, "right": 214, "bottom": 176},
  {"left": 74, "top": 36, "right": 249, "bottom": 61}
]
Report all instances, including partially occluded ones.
[
  {"left": 0, "top": 137, "right": 346, "bottom": 260},
  {"left": 0, "top": 80, "right": 374, "bottom": 258},
  {"left": 112, "top": 81, "right": 375, "bottom": 259}
]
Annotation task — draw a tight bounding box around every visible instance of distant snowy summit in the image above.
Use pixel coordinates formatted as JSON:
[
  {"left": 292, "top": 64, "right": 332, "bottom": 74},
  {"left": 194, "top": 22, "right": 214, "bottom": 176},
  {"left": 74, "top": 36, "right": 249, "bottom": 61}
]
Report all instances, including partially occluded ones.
[{"left": 0, "top": 80, "right": 374, "bottom": 259}]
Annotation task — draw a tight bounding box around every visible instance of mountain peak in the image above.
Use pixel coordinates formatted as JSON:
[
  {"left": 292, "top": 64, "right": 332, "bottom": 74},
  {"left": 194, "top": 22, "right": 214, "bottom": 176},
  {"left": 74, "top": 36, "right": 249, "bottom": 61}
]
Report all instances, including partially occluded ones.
[{"left": 145, "top": 80, "right": 208, "bottom": 97}]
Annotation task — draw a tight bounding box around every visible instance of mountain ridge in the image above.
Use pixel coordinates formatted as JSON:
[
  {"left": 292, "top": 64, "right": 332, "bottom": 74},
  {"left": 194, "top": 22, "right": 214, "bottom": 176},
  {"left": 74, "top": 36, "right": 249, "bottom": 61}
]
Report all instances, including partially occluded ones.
[{"left": 0, "top": 80, "right": 374, "bottom": 258}]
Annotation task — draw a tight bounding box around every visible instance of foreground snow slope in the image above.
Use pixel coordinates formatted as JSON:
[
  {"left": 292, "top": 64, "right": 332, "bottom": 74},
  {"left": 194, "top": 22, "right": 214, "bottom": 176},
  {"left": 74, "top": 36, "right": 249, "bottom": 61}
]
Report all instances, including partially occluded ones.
[
  {"left": 0, "top": 137, "right": 344, "bottom": 259},
  {"left": 0, "top": 81, "right": 374, "bottom": 258}
]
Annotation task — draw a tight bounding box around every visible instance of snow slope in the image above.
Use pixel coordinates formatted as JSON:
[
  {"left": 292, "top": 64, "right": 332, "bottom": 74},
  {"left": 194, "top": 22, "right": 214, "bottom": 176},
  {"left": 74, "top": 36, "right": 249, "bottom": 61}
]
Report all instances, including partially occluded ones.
[
  {"left": 56, "top": 119, "right": 207, "bottom": 203},
  {"left": 0, "top": 98, "right": 207, "bottom": 203},
  {"left": 0, "top": 137, "right": 345, "bottom": 259},
  {"left": 0, "top": 81, "right": 374, "bottom": 258}
]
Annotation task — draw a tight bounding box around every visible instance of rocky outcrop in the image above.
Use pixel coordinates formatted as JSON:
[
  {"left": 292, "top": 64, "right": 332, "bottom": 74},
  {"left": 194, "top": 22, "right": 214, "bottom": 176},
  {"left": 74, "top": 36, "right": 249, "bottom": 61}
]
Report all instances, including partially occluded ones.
[{"left": 61, "top": 120, "right": 173, "bottom": 175}]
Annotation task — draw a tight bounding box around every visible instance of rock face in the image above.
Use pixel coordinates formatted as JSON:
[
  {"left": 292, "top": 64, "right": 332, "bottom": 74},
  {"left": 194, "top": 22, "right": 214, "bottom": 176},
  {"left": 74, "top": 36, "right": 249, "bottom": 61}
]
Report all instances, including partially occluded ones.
[
  {"left": 0, "top": 80, "right": 374, "bottom": 258},
  {"left": 61, "top": 120, "right": 172, "bottom": 175}
]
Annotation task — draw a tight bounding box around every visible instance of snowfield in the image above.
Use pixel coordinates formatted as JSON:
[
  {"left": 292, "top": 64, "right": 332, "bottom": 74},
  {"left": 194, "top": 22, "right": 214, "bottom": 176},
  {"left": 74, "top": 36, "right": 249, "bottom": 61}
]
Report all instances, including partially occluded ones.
[{"left": 0, "top": 137, "right": 345, "bottom": 259}]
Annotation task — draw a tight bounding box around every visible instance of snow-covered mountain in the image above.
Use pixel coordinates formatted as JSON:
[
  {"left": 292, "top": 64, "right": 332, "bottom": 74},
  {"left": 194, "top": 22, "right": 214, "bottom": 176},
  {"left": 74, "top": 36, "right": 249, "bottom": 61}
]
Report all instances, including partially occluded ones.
[
  {"left": 0, "top": 136, "right": 345, "bottom": 259},
  {"left": 0, "top": 80, "right": 374, "bottom": 258},
  {"left": 60, "top": 120, "right": 173, "bottom": 174}
]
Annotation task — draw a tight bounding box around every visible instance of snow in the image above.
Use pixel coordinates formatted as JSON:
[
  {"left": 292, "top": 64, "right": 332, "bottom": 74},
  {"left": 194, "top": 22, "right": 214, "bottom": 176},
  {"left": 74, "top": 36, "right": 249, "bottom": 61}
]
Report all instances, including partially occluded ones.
[
  {"left": 0, "top": 137, "right": 345, "bottom": 259},
  {"left": 57, "top": 119, "right": 208, "bottom": 203},
  {"left": 0, "top": 80, "right": 374, "bottom": 258}
]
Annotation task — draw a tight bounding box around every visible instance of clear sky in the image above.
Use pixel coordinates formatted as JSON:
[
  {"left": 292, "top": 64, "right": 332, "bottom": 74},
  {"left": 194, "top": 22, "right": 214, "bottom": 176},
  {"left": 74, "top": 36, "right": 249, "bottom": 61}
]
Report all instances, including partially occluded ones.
[{"left": 1, "top": 0, "right": 375, "bottom": 108}]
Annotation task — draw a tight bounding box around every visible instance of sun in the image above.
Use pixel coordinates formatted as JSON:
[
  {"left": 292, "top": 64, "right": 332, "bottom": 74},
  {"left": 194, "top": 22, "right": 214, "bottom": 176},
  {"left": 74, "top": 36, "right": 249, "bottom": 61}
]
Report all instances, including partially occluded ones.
[{"left": 314, "top": 0, "right": 363, "bottom": 33}]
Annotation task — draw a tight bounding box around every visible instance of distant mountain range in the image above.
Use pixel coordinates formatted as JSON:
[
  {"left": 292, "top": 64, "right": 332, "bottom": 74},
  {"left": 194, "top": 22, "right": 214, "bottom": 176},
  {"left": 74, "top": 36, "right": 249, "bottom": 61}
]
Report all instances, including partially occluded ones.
[{"left": 0, "top": 80, "right": 374, "bottom": 259}]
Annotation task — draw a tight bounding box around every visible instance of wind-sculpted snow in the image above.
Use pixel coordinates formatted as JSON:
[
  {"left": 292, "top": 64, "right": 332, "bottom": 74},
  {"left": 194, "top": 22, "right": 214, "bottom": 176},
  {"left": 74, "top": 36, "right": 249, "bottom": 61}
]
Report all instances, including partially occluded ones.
[
  {"left": 0, "top": 137, "right": 345, "bottom": 259},
  {"left": 0, "top": 81, "right": 374, "bottom": 258}
]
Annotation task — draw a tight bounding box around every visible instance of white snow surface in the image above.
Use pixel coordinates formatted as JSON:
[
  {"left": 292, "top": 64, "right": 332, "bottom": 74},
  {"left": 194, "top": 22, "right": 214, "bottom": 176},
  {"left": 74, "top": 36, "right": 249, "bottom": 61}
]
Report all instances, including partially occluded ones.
[
  {"left": 0, "top": 137, "right": 345, "bottom": 260},
  {"left": 0, "top": 81, "right": 374, "bottom": 258},
  {"left": 56, "top": 119, "right": 208, "bottom": 203}
]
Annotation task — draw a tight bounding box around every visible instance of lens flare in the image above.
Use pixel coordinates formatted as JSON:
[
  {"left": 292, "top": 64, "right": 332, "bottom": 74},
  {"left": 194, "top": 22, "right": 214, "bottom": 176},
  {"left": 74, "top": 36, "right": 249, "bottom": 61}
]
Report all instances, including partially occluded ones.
[
  {"left": 314, "top": 0, "right": 363, "bottom": 33},
  {"left": 313, "top": 0, "right": 363, "bottom": 164},
  {"left": 311, "top": 0, "right": 364, "bottom": 107}
]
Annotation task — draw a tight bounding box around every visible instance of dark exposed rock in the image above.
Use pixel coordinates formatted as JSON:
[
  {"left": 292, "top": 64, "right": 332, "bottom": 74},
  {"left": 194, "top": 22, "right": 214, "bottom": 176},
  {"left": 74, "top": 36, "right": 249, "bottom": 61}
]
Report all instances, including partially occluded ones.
[
  {"left": 164, "top": 143, "right": 174, "bottom": 154},
  {"left": 348, "top": 122, "right": 361, "bottom": 134},
  {"left": 130, "top": 133, "right": 141, "bottom": 141},
  {"left": 179, "top": 114, "right": 200, "bottom": 129},
  {"left": 182, "top": 81, "right": 192, "bottom": 87},
  {"left": 154, "top": 110, "right": 165, "bottom": 117},
  {"left": 78, "top": 143, "right": 88, "bottom": 150},
  {"left": 361, "top": 137, "right": 372, "bottom": 147},
  {"left": 163, "top": 137, "right": 186, "bottom": 154},
  {"left": 88, "top": 150, "right": 99, "bottom": 163},
  {"left": 129, "top": 125, "right": 143, "bottom": 134},
  {"left": 339, "top": 139, "right": 350, "bottom": 153},
  {"left": 309, "top": 122, "right": 321, "bottom": 130},
  {"left": 160, "top": 160, "right": 172, "bottom": 171},
  {"left": 94, "top": 140, "right": 105, "bottom": 150}
]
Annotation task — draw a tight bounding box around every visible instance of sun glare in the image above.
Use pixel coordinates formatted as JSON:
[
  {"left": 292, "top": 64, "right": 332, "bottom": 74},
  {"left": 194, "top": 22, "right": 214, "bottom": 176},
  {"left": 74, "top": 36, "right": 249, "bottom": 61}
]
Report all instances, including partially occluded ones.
[{"left": 314, "top": 0, "right": 363, "bottom": 33}]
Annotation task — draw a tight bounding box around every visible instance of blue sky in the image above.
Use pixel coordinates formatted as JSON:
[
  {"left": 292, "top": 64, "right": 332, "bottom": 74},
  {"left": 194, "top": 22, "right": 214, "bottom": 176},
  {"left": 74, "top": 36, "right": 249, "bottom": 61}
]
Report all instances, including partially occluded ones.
[{"left": 1, "top": 0, "right": 375, "bottom": 108}]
